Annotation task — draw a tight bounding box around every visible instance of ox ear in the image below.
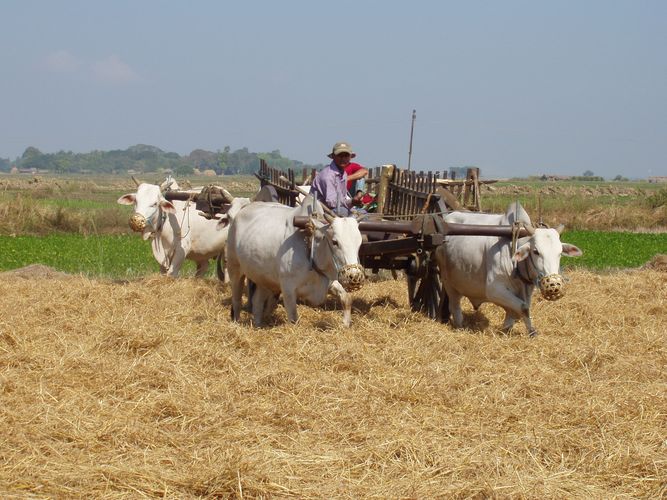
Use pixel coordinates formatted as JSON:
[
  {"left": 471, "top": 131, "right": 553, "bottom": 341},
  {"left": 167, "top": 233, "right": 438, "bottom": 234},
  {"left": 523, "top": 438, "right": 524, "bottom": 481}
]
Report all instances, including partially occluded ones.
[
  {"left": 117, "top": 193, "right": 136, "bottom": 205},
  {"left": 561, "top": 243, "right": 583, "bottom": 257},
  {"left": 160, "top": 200, "right": 176, "bottom": 214},
  {"left": 513, "top": 242, "right": 531, "bottom": 263},
  {"left": 217, "top": 215, "right": 230, "bottom": 229}
]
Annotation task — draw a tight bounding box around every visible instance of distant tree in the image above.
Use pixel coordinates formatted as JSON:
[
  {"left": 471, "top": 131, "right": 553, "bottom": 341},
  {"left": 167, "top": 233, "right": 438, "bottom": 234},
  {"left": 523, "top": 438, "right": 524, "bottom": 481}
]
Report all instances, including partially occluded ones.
[
  {"left": 174, "top": 164, "right": 194, "bottom": 177},
  {"left": 0, "top": 157, "right": 10, "bottom": 172},
  {"left": 54, "top": 154, "right": 73, "bottom": 173},
  {"left": 583, "top": 170, "right": 595, "bottom": 177},
  {"left": 22, "top": 146, "right": 42, "bottom": 159},
  {"left": 613, "top": 174, "right": 629, "bottom": 182},
  {"left": 9, "top": 144, "right": 321, "bottom": 176}
]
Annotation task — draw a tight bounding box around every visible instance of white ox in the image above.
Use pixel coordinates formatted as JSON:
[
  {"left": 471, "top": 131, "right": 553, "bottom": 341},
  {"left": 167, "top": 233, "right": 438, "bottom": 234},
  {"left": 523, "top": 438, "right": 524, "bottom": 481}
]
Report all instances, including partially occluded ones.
[
  {"left": 435, "top": 203, "right": 582, "bottom": 336},
  {"left": 226, "top": 196, "right": 365, "bottom": 327},
  {"left": 117, "top": 178, "right": 241, "bottom": 278}
]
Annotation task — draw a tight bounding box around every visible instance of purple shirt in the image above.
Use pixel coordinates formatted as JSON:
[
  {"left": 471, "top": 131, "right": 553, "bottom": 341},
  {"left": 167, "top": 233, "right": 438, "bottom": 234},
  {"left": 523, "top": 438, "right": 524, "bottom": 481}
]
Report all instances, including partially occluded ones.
[{"left": 310, "top": 161, "right": 350, "bottom": 210}]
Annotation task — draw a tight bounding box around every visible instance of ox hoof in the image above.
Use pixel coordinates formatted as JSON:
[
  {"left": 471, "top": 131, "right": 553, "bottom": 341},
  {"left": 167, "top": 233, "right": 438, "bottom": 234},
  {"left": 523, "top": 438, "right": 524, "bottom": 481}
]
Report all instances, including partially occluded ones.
[{"left": 529, "top": 329, "right": 538, "bottom": 338}]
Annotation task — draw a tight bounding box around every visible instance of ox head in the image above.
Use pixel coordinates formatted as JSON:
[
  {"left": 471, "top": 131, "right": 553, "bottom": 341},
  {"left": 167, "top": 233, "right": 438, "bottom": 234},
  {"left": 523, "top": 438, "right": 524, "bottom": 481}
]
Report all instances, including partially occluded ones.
[
  {"left": 117, "top": 183, "right": 176, "bottom": 240},
  {"left": 217, "top": 196, "right": 250, "bottom": 229},
  {"left": 312, "top": 216, "right": 365, "bottom": 292},
  {"left": 513, "top": 226, "right": 582, "bottom": 300}
]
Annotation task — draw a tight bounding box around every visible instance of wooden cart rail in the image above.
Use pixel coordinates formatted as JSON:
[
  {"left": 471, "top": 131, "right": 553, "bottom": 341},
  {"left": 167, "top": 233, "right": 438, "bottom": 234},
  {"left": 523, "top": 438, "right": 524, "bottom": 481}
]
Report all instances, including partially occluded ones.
[
  {"left": 255, "top": 159, "right": 315, "bottom": 207},
  {"left": 369, "top": 165, "right": 496, "bottom": 214},
  {"left": 254, "top": 161, "right": 495, "bottom": 217}
]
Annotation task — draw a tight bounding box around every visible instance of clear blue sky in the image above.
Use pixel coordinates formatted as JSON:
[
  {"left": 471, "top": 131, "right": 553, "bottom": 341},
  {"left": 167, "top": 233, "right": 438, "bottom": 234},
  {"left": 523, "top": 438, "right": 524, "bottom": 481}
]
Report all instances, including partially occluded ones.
[{"left": 1, "top": 0, "right": 665, "bottom": 178}]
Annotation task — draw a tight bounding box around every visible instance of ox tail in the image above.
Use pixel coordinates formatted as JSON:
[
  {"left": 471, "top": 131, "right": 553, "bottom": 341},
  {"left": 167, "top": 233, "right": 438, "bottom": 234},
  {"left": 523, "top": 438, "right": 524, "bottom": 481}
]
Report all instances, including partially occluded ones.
[{"left": 215, "top": 253, "right": 226, "bottom": 282}]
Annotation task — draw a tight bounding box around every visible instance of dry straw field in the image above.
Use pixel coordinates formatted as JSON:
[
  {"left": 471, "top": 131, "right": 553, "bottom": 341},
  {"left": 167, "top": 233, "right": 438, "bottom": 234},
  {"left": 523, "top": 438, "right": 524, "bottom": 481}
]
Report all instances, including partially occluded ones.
[{"left": 1, "top": 264, "right": 665, "bottom": 498}]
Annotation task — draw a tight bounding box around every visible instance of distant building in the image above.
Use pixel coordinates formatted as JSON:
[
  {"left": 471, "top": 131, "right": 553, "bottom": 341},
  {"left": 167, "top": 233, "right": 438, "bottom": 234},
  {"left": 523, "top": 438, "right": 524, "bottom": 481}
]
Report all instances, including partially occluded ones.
[{"left": 648, "top": 176, "right": 667, "bottom": 184}]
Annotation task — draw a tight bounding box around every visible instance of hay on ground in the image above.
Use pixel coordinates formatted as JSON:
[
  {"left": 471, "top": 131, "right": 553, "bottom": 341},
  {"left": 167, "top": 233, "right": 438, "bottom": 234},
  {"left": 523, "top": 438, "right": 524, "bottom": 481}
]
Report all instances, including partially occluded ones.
[{"left": 0, "top": 270, "right": 665, "bottom": 498}]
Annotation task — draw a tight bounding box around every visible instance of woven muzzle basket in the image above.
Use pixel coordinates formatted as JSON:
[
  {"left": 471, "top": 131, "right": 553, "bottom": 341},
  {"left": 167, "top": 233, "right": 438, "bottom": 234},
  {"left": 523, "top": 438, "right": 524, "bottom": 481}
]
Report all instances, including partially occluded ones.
[
  {"left": 539, "top": 273, "right": 565, "bottom": 301},
  {"left": 129, "top": 213, "right": 147, "bottom": 232},
  {"left": 338, "top": 264, "right": 365, "bottom": 292}
]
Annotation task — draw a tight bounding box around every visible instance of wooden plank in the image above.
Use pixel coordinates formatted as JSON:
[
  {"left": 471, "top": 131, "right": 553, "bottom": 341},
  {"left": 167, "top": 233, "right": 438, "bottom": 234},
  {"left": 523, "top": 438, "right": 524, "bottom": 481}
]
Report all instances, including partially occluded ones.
[
  {"left": 360, "top": 254, "right": 411, "bottom": 271},
  {"left": 359, "top": 237, "right": 420, "bottom": 257}
]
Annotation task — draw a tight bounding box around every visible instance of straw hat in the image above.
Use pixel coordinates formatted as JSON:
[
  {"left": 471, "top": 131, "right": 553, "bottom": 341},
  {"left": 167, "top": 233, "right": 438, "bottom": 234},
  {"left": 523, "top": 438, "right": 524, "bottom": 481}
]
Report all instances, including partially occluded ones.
[{"left": 327, "top": 141, "right": 356, "bottom": 159}]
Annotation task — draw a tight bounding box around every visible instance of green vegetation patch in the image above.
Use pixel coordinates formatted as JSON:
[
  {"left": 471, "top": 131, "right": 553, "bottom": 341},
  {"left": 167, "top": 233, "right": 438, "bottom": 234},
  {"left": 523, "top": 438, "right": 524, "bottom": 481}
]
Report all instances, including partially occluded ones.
[
  {"left": 0, "top": 234, "right": 202, "bottom": 278},
  {"left": 561, "top": 230, "right": 667, "bottom": 270},
  {"left": 2, "top": 231, "right": 665, "bottom": 279}
]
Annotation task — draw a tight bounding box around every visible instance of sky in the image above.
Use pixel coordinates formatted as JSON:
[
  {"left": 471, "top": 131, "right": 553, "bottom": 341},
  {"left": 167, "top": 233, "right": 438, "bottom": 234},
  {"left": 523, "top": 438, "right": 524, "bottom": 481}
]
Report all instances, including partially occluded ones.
[{"left": 1, "top": 0, "right": 665, "bottom": 179}]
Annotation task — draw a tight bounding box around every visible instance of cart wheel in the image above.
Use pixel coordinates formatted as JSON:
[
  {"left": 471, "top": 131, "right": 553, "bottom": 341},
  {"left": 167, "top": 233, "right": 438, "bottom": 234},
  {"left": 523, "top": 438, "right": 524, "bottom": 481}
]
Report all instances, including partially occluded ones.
[{"left": 406, "top": 255, "right": 449, "bottom": 321}]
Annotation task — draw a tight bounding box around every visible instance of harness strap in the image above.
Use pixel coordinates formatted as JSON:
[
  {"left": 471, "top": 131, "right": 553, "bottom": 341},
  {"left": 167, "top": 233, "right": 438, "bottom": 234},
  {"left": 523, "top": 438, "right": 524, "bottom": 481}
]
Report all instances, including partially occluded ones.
[{"left": 307, "top": 222, "right": 341, "bottom": 281}]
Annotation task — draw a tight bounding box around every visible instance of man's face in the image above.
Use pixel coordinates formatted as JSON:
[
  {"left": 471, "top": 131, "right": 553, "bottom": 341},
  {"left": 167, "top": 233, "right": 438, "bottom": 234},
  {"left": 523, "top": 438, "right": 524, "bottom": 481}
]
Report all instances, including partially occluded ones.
[{"left": 333, "top": 152, "right": 351, "bottom": 169}]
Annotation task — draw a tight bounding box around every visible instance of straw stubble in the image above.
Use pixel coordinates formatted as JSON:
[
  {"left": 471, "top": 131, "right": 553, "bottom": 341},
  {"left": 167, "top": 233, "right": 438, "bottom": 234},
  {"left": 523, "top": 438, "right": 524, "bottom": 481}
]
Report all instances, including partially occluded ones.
[{"left": 0, "top": 269, "right": 665, "bottom": 498}]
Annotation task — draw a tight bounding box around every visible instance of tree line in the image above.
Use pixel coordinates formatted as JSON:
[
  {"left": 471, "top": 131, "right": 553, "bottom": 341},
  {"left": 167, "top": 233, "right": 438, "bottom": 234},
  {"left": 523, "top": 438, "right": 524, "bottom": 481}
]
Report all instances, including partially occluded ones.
[{"left": 1, "top": 144, "right": 324, "bottom": 175}]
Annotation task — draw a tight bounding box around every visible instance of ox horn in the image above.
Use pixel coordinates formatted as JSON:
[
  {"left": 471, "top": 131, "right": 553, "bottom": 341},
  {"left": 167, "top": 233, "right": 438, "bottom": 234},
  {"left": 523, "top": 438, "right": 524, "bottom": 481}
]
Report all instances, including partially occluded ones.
[
  {"left": 323, "top": 212, "right": 335, "bottom": 224},
  {"left": 523, "top": 222, "right": 536, "bottom": 236},
  {"left": 160, "top": 177, "right": 175, "bottom": 191},
  {"left": 220, "top": 187, "right": 235, "bottom": 203},
  {"left": 131, "top": 175, "right": 141, "bottom": 187},
  {"left": 555, "top": 224, "right": 565, "bottom": 234}
]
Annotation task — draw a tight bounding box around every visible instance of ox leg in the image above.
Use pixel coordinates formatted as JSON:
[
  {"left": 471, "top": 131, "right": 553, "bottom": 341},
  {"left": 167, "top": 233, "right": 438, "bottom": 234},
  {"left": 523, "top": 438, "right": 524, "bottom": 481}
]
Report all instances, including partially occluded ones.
[
  {"left": 501, "top": 308, "right": 536, "bottom": 336},
  {"left": 328, "top": 280, "right": 352, "bottom": 328},
  {"left": 228, "top": 269, "right": 244, "bottom": 323},
  {"left": 449, "top": 293, "right": 464, "bottom": 328},
  {"left": 195, "top": 259, "right": 209, "bottom": 278},
  {"left": 521, "top": 288, "right": 537, "bottom": 337},
  {"left": 167, "top": 249, "right": 185, "bottom": 277},
  {"left": 281, "top": 289, "right": 299, "bottom": 324},
  {"left": 246, "top": 280, "right": 256, "bottom": 311},
  {"left": 251, "top": 286, "right": 274, "bottom": 327},
  {"left": 521, "top": 311, "right": 537, "bottom": 337},
  {"left": 265, "top": 292, "right": 279, "bottom": 318},
  {"left": 441, "top": 282, "right": 464, "bottom": 327},
  {"left": 487, "top": 286, "right": 535, "bottom": 335},
  {"left": 501, "top": 309, "right": 520, "bottom": 332}
]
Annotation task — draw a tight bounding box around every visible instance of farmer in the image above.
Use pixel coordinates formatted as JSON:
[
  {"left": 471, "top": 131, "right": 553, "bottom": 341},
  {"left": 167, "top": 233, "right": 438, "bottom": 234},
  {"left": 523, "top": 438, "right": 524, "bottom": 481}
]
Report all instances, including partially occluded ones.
[
  {"left": 310, "top": 141, "right": 362, "bottom": 216},
  {"left": 345, "top": 161, "right": 368, "bottom": 198}
]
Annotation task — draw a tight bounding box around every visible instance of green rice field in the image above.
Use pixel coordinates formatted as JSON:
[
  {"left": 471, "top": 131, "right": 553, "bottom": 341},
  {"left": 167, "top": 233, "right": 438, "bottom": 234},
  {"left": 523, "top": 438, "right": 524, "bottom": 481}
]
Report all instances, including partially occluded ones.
[
  {"left": 561, "top": 230, "right": 667, "bottom": 270},
  {"left": 0, "top": 234, "right": 201, "bottom": 278},
  {"left": 0, "top": 231, "right": 664, "bottom": 279}
]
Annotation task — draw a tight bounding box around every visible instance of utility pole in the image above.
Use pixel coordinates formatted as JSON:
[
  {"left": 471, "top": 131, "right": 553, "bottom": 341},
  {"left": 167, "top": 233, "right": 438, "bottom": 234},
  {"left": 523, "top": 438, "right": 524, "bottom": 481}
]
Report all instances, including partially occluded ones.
[{"left": 407, "top": 109, "right": 416, "bottom": 171}]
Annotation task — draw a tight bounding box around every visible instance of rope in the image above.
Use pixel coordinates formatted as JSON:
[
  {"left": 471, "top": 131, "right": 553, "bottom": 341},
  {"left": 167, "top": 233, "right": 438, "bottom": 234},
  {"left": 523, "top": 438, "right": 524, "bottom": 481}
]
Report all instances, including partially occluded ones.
[
  {"left": 420, "top": 193, "right": 434, "bottom": 214},
  {"left": 511, "top": 221, "right": 522, "bottom": 255},
  {"left": 163, "top": 197, "right": 194, "bottom": 271}
]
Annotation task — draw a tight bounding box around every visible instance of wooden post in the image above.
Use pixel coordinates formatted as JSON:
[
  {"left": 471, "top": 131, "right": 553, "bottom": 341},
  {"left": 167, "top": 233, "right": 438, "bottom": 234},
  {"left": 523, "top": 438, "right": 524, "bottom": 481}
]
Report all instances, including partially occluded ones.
[
  {"left": 376, "top": 164, "right": 395, "bottom": 215},
  {"left": 471, "top": 167, "right": 481, "bottom": 211}
]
